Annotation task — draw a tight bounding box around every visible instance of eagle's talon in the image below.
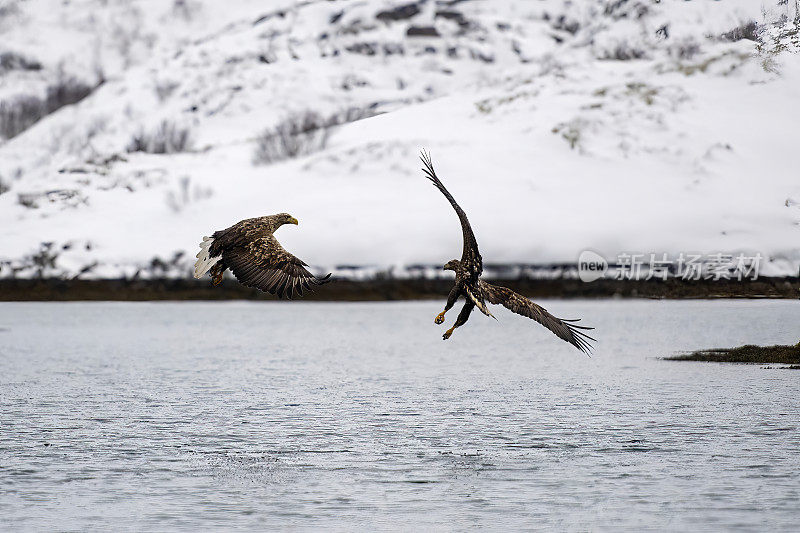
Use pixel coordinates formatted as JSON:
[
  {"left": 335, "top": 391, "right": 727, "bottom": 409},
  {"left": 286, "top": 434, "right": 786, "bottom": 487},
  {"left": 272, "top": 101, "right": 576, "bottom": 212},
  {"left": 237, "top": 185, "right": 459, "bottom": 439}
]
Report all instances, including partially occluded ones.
[
  {"left": 435, "top": 312, "right": 446, "bottom": 325},
  {"left": 211, "top": 268, "right": 224, "bottom": 286}
]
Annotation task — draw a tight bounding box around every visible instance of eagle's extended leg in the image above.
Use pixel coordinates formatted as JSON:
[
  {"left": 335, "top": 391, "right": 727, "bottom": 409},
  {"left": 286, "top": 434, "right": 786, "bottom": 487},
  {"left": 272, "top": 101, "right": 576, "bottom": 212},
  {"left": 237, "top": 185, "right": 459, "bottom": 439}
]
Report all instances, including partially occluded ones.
[
  {"left": 210, "top": 262, "right": 225, "bottom": 286},
  {"left": 436, "top": 286, "right": 460, "bottom": 325},
  {"left": 443, "top": 301, "right": 475, "bottom": 340}
]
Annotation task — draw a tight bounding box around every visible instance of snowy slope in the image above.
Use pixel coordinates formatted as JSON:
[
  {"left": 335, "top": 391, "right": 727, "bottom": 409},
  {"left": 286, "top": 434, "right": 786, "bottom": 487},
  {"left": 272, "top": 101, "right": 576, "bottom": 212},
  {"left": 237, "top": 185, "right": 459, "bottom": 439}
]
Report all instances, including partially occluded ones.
[{"left": 0, "top": 0, "right": 799, "bottom": 279}]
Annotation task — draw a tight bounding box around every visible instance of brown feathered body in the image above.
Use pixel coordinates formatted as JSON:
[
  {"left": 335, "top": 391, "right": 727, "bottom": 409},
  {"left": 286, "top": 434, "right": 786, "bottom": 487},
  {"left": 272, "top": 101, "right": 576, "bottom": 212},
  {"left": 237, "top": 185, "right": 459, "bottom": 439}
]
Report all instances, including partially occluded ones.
[
  {"left": 194, "top": 213, "right": 330, "bottom": 299},
  {"left": 421, "top": 151, "right": 595, "bottom": 354}
]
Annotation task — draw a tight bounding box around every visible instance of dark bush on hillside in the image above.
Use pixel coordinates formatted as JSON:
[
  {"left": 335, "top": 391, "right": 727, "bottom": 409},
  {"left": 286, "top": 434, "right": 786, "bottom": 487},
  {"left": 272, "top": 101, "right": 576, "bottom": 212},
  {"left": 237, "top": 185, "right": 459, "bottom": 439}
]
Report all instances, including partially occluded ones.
[
  {"left": 603, "top": 0, "right": 650, "bottom": 20},
  {"left": 0, "top": 95, "right": 42, "bottom": 139},
  {"left": 720, "top": 20, "right": 759, "bottom": 42},
  {"left": 0, "top": 51, "right": 42, "bottom": 72},
  {"left": 0, "top": 74, "right": 93, "bottom": 139},
  {"left": 127, "top": 121, "right": 193, "bottom": 154},
  {"left": 253, "top": 111, "right": 329, "bottom": 165},
  {"left": 44, "top": 76, "right": 93, "bottom": 114},
  {"left": 253, "top": 105, "right": 378, "bottom": 165},
  {"left": 601, "top": 41, "right": 648, "bottom": 60}
]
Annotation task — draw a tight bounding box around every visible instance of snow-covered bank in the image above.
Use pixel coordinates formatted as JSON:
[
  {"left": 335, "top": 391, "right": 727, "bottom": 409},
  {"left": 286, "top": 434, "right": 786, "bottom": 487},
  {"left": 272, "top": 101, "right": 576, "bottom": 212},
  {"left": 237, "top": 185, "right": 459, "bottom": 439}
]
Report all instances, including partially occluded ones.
[{"left": 1, "top": 0, "right": 798, "bottom": 279}]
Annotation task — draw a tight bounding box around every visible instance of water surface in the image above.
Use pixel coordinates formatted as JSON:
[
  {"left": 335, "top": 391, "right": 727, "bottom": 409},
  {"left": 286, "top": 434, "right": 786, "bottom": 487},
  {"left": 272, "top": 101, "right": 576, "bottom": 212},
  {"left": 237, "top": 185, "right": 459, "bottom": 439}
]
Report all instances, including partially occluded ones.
[{"left": 1, "top": 300, "right": 798, "bottom": 531}]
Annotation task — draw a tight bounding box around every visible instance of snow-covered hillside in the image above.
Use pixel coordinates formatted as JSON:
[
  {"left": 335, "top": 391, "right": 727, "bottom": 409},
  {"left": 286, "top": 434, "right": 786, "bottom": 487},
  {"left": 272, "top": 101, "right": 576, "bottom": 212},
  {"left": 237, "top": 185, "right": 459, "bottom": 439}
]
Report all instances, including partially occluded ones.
[{"left": 1, "top": 0, "right": 799, "bottom": 279}]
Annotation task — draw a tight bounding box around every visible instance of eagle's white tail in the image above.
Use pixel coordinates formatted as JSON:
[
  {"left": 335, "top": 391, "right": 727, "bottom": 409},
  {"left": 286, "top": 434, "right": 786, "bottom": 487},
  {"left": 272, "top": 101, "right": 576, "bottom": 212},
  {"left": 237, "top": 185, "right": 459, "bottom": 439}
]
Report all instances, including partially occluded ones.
[
  {"left": 466, "top": 286, "right": 495, "bottom": 319},
  {"left": 193, "top": 236, "right": 221, "bottom": 279}
]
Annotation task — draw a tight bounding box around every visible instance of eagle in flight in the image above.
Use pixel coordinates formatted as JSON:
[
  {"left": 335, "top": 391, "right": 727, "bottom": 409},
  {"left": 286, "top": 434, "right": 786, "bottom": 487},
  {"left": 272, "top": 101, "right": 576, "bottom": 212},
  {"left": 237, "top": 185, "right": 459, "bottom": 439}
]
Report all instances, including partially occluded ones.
[
  {"left": 193, "top": 213, "right": 331, "bottom": 299},
  {"left": 420, "top": 151, "right": 595, "bottom": 354}
]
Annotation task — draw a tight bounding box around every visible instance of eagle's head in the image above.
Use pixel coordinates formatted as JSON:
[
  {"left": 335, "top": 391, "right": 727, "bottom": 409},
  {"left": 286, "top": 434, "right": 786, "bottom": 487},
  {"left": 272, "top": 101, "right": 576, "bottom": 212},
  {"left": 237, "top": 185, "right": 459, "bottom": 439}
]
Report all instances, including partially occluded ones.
[
  {"left": 443, "top": 259, "right": 461, "bottom": 271},
  {"left": 276, "top": 213, "right": 299, "bottom": 226}
]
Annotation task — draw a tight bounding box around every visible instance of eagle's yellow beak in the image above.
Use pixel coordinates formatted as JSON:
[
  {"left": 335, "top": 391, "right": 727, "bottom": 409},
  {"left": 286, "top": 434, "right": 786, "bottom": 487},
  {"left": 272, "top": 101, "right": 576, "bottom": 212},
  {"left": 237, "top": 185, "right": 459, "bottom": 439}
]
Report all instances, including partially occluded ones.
[{"left": 289, "top": 217, "right": 299, "bottom": 225}]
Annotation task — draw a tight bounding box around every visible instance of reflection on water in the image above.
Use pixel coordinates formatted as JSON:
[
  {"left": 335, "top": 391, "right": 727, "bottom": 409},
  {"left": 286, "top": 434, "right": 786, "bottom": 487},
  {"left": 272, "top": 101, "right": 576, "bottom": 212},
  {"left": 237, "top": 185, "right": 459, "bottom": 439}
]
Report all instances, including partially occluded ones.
[{"left": 1, "top": 300, "right": 798, "bottom": 530}]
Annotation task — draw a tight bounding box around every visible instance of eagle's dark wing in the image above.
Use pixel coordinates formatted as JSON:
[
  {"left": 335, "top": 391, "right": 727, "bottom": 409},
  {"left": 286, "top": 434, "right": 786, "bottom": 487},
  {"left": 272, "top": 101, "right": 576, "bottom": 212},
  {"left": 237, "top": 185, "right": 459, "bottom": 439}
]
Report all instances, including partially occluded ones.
[
  {"left": 223, "top": 235, "right": 331, "bottom": 299},
  {"left": 480, "top": 281, "right": 595, "bottom": 354},
  {"left": 420, "top": 150, "right": 482, "bottom": 278}
]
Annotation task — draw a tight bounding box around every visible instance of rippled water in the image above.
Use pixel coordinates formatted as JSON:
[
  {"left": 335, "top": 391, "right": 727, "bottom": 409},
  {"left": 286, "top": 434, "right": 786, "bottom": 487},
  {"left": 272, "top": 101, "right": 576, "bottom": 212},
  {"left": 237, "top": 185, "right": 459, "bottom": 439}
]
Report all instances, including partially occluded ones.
[{"left": 1, "top": 300, "right": 799, "bottom": 531}]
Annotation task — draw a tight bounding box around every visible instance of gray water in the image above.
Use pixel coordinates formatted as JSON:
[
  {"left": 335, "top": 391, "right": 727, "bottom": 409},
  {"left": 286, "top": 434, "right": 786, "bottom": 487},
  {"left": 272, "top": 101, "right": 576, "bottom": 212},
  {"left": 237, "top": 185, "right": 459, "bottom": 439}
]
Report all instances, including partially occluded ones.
[{"left": 1, "top": 300, "right": 798, "bottom": 531}]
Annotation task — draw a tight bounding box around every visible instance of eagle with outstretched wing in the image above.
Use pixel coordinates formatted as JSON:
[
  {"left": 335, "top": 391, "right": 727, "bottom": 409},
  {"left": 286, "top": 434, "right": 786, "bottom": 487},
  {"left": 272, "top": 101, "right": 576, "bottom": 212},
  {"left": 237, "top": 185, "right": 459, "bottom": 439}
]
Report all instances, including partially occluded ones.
[
  {"left": 420, "top": 151, "right": 595, "bottom": 354},
  {"left": 193, "top": 213, "right": 331, "bottom": 299}
]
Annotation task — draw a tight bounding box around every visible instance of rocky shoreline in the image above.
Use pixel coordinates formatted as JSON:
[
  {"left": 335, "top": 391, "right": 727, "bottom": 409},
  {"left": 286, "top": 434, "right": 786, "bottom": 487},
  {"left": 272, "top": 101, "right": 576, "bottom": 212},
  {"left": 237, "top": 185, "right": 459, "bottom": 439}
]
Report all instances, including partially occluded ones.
[{"left": 0, "top": 277, "right": 798, "bottom": 301}]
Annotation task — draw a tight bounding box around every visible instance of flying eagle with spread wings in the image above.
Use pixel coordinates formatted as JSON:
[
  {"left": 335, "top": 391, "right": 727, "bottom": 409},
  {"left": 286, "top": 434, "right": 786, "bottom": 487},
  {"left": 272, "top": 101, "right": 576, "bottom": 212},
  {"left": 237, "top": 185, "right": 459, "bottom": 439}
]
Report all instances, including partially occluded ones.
[
  {"left": 193, "top": 213, "right": 331, "bottom": 298},
  {"left": 420, "top": 151, "right": 595, "bottom": 354}
]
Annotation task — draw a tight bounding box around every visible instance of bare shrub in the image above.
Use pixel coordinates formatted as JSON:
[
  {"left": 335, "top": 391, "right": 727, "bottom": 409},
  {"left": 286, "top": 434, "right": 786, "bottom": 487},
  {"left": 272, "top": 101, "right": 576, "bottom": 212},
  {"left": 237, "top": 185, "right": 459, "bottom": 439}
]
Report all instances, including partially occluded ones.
[
  {"left": 329, "top": 105, "right": 378, "bottom": 125},
  {"left": 253, "top": 105, "right": 379, "bottom": 165},
  {"left": 0, "top": 95, "right": 42, "bottom": 139},
  {"left": 603, "top": 0, "right": 650, "bottom": 20},
  {"left": 253, "top": 111, "right": 329, "bottom": 165},
  {"left": 0, "top": 51, "right": 42, "bottom": 72},
  {"left": 552, "top": 118, "right": 589, "bottom": 152},
  {"left": 165, "top": 175, "right": 213, "bottom": 213},
  {"left": 145, "top": 251, "right": 186, "bottom": 278},
  {"left": 44, "top": 73, "right": 93, "bottom": 113},
  {"left": 600, "top": 41, "right": 648, "bottom": 60},
  {"left": 551, "top": 14, "right": 580, "bottom": 35},
  {"left": 127, "top": 120, "right": 193, "bottom": 154},
  {"left": 0, "top": 74, "right": 93, "bottom": 139},
  {"left": 720, "top": 20, "right": 759, "bottom": 42},
  {"left": 17, "top": 189, "right": 87, "bottom": 210},
  {"left": 670, "top": 39, "right": 702, "bottom": 60},
  {"left": 30, "top": 242, "right": 60, "bottom": 278},
  {"left": 0, "top": 176, "right": 9, "bottom": 195}
]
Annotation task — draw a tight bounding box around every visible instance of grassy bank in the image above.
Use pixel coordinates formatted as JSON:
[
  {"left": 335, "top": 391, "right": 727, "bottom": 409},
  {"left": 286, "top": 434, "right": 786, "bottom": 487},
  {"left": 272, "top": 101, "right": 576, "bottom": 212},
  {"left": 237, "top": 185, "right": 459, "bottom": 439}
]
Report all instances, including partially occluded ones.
[{"left": 666, "top": 344, "right": 800, "bottom": 367}]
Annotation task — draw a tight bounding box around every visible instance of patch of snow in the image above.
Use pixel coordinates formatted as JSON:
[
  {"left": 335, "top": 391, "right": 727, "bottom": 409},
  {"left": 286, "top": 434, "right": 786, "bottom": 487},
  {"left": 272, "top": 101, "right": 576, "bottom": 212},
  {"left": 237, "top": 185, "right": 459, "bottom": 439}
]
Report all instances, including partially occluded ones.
[{"left": 0, "top": 0, "right": 798, "bottom": 279}]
